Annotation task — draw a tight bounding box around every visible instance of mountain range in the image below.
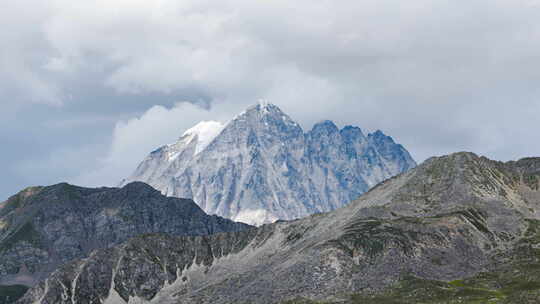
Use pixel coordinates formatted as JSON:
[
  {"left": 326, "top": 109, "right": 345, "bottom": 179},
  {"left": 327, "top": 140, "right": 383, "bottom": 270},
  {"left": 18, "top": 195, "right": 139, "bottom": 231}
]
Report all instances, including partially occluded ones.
[
  {"left": 0, "top": 182, "right": 249, "bottom": 303},
  {"left": 121, "top": 102, "right": 416, "bottom": 225},
  {"left": 18, "top": 152, "right": 540, "bottom": 303}
]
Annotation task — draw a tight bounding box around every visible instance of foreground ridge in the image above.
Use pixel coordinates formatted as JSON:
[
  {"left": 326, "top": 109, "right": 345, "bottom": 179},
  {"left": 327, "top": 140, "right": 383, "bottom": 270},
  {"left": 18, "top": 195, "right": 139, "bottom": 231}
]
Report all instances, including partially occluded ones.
[
  {"left": 0, "top": 181, "right": 250, "bottom": 303},
  {"left": 20, "top": 152, "right": 540, "bottom": 303}
]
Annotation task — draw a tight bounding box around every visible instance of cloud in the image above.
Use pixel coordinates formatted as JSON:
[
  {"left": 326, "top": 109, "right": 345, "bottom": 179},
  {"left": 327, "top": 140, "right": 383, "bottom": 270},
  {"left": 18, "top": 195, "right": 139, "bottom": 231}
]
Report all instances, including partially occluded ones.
[
  {"left": 72, "top": 101, "right": 244, "bottom": 186},
  {"left": 7, "top": 0, "right": 540, "bottom": 113},
  {"left": 0, "top": 1, "right": 61, "bottom": 105},
  {"left": 2, "top": 0, "right": 540, "bottom": 198}
]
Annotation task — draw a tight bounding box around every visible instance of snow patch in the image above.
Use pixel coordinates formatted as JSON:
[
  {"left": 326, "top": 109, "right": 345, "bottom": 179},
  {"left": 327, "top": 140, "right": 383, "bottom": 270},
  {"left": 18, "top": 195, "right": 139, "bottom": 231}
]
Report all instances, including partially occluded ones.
[
  {"left": 231, "top": 109, "right": 247, "bottom": 121},
  {"left": 167, "top": 151, "right": 181, "bottom": 162},
  {"left": 258, "top": 98, "right": 269, "bottom": 107},
  {"left": 258, "top": 99, "right": 271, "bottom": 114},
  {"left": 233, "top": 209, "right": 278, "bottom": 226},
  {"left": 182, "top": 121, "right": 224, "bottom": 155}
]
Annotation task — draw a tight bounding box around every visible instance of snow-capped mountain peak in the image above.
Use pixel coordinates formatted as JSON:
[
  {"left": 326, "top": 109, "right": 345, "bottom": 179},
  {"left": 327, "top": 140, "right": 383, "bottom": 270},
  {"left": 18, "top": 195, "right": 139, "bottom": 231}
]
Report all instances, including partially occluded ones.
[
  {"left": 228, "top": 102, "right": 300, "bottom": 136},
  {"left": 122, "top": 103, "right": 416, "bottom": 225},
  {"left": 181, "top": 120, "right": 224, "bottom": 155},
  {"left": 237, "top": 101, "right": 285, "bottom": 118}
]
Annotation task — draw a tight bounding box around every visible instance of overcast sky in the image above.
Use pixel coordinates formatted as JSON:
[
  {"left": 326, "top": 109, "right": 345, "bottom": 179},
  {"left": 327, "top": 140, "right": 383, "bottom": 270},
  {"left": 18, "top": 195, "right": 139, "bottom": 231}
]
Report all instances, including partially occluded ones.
[{"left": 1, "top": 0, "right": 540, "bottom": 200}]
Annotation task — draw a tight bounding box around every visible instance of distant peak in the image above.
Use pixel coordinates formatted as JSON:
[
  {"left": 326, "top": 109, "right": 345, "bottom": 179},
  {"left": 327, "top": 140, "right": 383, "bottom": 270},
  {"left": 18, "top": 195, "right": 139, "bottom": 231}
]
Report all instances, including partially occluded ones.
[
  {"left": 368, "top": 130, "right": 395, "bottom": 143},
  {"left": 226, "top": 102, "right": 301, "bottom": 133},
  {"left": 370, "top": 130, "right": 386, "bottom": 137},
  {"left": 258, "top": 98, "right": 270, "bottom": 107},
  {"left": 232, "top": 102, "right": 294, "bottom": 122},
  {"left": 340, "top": 125, "right": 364, "bottom": 138},
  {"left": 312, "top": 120, "right": 338, "bottom": 132},
  {"left": 342, "top": 125, "right": 362, "bottom": 131},
  {"left": 245, "top": 100, "right": 281, "bottom": 114}
]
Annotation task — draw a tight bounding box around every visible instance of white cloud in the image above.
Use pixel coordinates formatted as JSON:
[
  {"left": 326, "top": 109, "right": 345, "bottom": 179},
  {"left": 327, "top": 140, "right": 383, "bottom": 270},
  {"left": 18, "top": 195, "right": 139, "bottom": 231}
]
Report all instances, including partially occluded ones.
[
  {"left": 73, "top": 101, "right": 244, "bottom": 186},
  {"left": 30, "top": 0, "right": 540, "bottom": 105},
  {"left": 3, "top": 0, "right": 540, "bottom": 195},
  {"left": 0, "top": 1, "right": 62, "bottom": 105}
]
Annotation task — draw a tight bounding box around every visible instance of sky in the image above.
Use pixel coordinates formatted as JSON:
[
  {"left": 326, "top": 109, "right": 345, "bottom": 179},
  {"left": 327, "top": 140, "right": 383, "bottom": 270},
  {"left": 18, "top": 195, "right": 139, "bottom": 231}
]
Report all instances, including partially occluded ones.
[{"left": 1, "top": 0, "right": 540, "bottom": 200}]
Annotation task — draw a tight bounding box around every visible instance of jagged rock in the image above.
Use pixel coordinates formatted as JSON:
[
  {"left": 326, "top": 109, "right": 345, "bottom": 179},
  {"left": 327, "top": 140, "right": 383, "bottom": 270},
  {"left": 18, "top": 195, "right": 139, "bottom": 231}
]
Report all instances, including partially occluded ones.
[
  {"left": 21, "top": 152, "right": 540, "bottom": 304},
  {"left": 122, "top": 102, "right": 416, "bottom": 225},
  {"left": 0, "top": 182, "right": 250, "bottom": 293}
]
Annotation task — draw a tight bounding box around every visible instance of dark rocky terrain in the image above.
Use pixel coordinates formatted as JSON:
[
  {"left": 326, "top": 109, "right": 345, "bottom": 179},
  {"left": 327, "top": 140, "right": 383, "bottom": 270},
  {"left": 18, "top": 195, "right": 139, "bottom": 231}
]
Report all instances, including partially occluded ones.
[
  {"left": 18, "top": 152, "right": 540, "bottom": 303},
  {"left": 0, "top": 182, "right": 250, "bottom": 303}
]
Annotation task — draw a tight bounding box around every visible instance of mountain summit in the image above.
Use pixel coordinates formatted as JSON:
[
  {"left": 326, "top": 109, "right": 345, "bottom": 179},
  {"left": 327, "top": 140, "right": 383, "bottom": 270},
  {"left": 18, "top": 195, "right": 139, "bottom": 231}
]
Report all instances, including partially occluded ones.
[{"left": 122, "top": 102, "right": 416, "bottom": 225}]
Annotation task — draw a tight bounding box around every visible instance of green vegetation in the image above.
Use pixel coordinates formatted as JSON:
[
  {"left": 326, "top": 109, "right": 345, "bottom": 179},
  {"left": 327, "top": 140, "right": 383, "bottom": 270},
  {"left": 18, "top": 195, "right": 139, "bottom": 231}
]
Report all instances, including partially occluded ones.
[
  {"left": 347, "top": 276, "right": 508, "bottom": 304},
  {"left": 327, "top": 218, "right": 422, "bottom": 259},
  {"left": 282, "top": 270, "right": 540, "bottom": 303},
  {"left": 0, "top": 285, "right": 29, "bottom": 304},
  {"left": 283, "top": 219, "right": 540, "bottom": 304}
]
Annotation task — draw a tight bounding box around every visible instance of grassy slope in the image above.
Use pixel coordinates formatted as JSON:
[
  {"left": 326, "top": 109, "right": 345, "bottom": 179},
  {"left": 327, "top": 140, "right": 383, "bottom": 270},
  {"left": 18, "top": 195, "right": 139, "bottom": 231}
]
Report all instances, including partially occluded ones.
[{"left": 283, "top": 219, "right": 540, "bottom": 304}]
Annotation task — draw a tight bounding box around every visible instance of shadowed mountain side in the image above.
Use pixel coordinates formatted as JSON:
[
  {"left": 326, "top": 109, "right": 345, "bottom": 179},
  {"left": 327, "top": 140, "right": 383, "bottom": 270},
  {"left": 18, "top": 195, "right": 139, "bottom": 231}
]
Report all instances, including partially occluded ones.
[{"left": 0, "top": 181, "right": 250, "bottom": 293}]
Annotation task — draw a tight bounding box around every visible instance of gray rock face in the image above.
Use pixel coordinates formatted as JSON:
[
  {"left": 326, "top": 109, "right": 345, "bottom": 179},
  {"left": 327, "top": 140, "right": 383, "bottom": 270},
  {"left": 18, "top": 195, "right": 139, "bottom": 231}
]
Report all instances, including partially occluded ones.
[
  {"left": 122, "top": 102, "right": 416, "bottom": 225},
  {"left": 21, "top": 152, "right": 540, "bottom": 304},
  {"left": 0, "top": 182, "right": 250, "bottom": 289}
]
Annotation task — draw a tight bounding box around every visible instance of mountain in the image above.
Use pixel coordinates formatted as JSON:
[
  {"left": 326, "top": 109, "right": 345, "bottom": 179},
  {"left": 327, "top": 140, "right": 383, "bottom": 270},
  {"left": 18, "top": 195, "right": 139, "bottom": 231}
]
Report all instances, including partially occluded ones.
[
  {"left": 0, "top": 182, "right": 250, "bottom": 302},
  {"left": 122, "top": 102, "right": 416, "bottom": 225},
  {"left": 20, "top": 152, "right": 540, "bottom": 303}
]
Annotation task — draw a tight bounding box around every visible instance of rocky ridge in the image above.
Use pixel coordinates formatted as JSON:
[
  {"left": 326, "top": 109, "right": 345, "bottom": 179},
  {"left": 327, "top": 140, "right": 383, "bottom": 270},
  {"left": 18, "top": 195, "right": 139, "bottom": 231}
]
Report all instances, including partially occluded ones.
[
  {"left": 20, "top": 152, "right": 540, "bottom": 303},
  {"left": 0, "top": 181, "right": 250, "bottom": 296}
]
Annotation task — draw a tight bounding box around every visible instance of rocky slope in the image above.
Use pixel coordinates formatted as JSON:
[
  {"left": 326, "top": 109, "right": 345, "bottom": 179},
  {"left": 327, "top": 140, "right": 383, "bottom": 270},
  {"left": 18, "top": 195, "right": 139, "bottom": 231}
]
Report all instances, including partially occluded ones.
[
  {"left": 0, "top": 182, "right": 250, "bottom": 299},
  {"left": 20, "top": 152, "right": 540, "bottom": 303},
  {"left": 122, "top": 102, "right": 416, "bottom": 225}
]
